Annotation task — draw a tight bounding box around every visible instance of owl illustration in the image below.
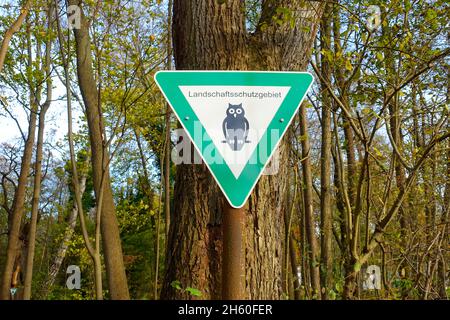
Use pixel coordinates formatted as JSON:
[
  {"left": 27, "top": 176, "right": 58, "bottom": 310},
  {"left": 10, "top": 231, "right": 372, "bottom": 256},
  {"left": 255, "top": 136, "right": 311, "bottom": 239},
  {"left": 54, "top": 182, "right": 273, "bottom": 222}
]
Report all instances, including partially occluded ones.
[{"left": 222, "top": 103, "right": 250, "bottom": 151}]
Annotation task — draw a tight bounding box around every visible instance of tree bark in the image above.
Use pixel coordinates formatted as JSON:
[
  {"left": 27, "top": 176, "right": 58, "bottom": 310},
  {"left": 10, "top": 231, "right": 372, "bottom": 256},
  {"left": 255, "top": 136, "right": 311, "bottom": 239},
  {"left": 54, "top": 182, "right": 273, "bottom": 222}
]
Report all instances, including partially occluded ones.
[
  {"left": 68, "top": 0, "right": 129, "bottom": 299},
  {"left": 23, "top": 22, "right": 52, "bottom": 299},
  {"left": 0, "top": 1, "right": 30, "bottom": 73},
  {"left": 289, "top": 234, "right": 301, "bottom": 300},
  {"left": 164, "top": 0, "right": 173, "bottom": 241},
  {"left": 299, "top": 105, "right": 321, "bottom": 299},
  {"left": 0, "top": 20, "right": 38, "bottom": 300},
  {"left": 438, "top": 50, "right": 449, "bottom": 299},
  {"left": 384, "top": 23, "right": 409, "bottom": 280},
  {"left": 22, "top": 110, "right": 46, "bottom": 298},
  {"left": 319, "top": 2, "right": 333, "bottom": 299},
  {"left": 161, "top": 0, "right": 323, "bottom": 299}
]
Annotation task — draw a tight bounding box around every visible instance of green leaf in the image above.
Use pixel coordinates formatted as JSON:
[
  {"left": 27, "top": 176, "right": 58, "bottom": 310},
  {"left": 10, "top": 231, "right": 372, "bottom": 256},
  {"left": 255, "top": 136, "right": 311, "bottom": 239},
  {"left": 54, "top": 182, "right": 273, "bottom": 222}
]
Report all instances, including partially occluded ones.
[
  {"left": 328, "top": 290, "right": 337, "bottom": 300},
  {"left": 373, "top": 147, "right": 383, "bottom": 157},
  {"left": 170, "top": 280, "right": 182, "bottom": 290},
  {"left": 335, "top": 281, "right": 343, "bottom": 293},
  {"left": 186, "top": 287, "right": 202, "bottom": 297},
  {"left": 425, "top": 9, "right": 437, "bottom": 21}
]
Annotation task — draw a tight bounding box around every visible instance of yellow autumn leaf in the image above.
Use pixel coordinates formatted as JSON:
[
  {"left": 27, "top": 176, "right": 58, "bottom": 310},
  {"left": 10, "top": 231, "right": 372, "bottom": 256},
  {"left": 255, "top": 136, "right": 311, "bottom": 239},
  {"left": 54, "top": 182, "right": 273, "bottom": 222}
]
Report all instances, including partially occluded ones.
[{"left": 345, "top": 59, "right": 353, "bottom": 71}]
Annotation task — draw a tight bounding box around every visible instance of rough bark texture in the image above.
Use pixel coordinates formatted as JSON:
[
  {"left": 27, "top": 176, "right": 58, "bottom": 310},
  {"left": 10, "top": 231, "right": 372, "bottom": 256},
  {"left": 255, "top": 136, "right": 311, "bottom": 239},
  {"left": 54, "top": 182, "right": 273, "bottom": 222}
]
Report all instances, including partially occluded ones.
[
  {"left": 69, "top": 0, "right": 129, "bottom": 299},
  {"left": 161, "top": 0, "right": 323, "bottom": 299}
]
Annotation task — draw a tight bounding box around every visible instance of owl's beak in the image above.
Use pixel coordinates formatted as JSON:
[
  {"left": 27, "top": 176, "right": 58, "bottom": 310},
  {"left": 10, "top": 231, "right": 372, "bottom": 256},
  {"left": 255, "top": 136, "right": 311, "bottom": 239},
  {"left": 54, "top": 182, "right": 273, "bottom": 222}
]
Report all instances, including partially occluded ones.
[{"left": 233, "top": 114, "right": 236, "bottom": 118}]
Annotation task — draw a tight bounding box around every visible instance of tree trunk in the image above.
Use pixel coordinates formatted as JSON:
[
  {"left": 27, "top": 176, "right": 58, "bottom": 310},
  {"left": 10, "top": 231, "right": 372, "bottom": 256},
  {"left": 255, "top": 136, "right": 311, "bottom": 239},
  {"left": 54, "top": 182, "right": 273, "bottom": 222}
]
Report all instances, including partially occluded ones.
[
  {"left": 0, "top": 22, "right": 38, "bottom": 300},
  {"left": 299, "top": 105, "right": 322, "bottom": 299},
  {"left": 332, "top": 8, "right": 357, "bottom": 209},
  {"left": 161, "top": 0, "right": 323, "bottom": 299},
  {"left": 164, "top": 0, "right": 173, "bottom": 241},
  {"left": 23, "top": 6, "right": 53, "bottom": 299},
  {"left": 438, "top": 52, "right": 449, "bottom": 299},
  {"left": 69, "top": 0, "right": 129, "bottom": 299},
  {"left": 319, "top": 2, "right": 333, "bottom": 299},
  {"left": 0, "top": 1, "right": 30, "bottom": 73},
  {"left": 437, "top": 137, "right": 449, "bottom": 299},
  {"left": 332, "top": 5, "right": 359, "bottom": 299},
  {"left": 289, "top": 234, "right": 301, "bottom": 300},
  {"left": 23, "top": 104, "right": 49, "bottom": 300},
  {"left": 283, "top": 164, "right": 298, "bottom": 299}
]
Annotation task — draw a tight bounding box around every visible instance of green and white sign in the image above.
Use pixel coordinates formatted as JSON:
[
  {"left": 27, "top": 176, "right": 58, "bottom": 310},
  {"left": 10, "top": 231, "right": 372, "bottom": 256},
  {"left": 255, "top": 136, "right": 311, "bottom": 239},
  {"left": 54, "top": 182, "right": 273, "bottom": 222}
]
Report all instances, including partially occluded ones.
[{"left": 154, "top": 71, "right": 313, "bottom": 208}]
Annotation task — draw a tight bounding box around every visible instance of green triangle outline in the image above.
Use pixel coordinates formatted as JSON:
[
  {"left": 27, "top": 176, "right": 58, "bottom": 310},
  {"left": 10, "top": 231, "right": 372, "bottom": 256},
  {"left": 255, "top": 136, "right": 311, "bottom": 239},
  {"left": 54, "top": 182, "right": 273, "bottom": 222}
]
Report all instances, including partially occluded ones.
[{"left": 154, "top": 71, "right": 313, "bottom": 208}]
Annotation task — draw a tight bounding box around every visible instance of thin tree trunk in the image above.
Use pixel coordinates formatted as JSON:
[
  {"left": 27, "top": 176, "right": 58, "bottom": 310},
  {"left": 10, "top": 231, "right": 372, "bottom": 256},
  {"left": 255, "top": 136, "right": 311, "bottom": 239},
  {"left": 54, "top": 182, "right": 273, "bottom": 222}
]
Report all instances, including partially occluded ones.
[
  {"left": 0, "top": 0, "right": 30, "bottom": 73},
  {"left": 438, "top": 48, "right": 449, "bottom": 299},
  {"left": 332, "top": 9, "right": 357, "bottom": 210},
  {"left": 299, "top": 104, "right": 321, "bottom": 299},
  {"left": 332, "top": 5, "right": 359, "bottom": 299},
  {"left": 286, "top": 167, "right": 301, "bottom": 300},
  {"left": 23, "top": 10, "right": 53, "bottom": 297},
  {"left": 164, "top": 0, "right": 173, "bottom": 242},
  {"left": 319, "top": 2, "right": 333, "bottom": 299},
  {"left": 0, "top": 19, "right": 38, "bottom": 300},
  {"left": 68, "top": 0, "right": 129, "bottom": 299},
  {"left": 54, "top": 1, "right": 105, "bottom": 299},
  {"left": 282, "top": 159, "right": 291, "bottom": 296},
  {"left": 298, "top": 180, "right": 310, "bottom": 299},
  {"left": 289, "top": 234, "right": 301, "bottom": 300},
  {"left": 154, "top": 134, "right": 169, "bottom": 299},
  {"left": 386, "top": 64, "right": 408, "bottom": 278},
  {"left": 283, "top": 162, "right": 295, "bottom": 298}
]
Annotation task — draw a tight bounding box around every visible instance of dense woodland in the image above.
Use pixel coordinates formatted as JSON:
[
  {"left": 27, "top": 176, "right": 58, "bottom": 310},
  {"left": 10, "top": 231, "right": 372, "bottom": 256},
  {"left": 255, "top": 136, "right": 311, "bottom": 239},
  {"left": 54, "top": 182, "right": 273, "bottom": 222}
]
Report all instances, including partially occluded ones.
[{"left": 0, "top": 0, "right": 449, "bottom": 300}]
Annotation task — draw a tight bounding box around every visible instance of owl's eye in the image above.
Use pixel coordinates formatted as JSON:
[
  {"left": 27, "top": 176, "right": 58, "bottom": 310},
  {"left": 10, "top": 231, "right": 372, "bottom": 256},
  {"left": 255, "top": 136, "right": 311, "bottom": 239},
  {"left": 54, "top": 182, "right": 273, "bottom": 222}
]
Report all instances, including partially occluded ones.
[
  {"left": 229, "top": 109, "right": 235, "bottom": 114},
  {"left": 236, "top": 108, "right": 242, "bottom": 114}
]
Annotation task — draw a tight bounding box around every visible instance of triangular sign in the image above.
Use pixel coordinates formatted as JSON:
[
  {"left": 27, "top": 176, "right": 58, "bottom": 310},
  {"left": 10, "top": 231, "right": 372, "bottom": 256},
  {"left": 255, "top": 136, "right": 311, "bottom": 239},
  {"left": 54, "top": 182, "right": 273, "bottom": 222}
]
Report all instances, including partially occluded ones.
[{"left": 155, "top": 71, "right": 313, "bottom": 208}]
